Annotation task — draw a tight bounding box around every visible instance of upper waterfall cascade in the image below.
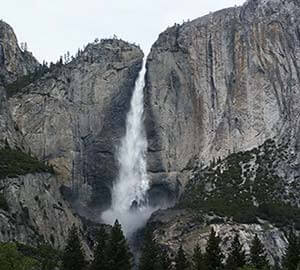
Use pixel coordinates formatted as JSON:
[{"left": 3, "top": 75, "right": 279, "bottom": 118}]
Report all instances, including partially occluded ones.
[{"left": 102, "top": 62, "right": 156, "bottom": 236}]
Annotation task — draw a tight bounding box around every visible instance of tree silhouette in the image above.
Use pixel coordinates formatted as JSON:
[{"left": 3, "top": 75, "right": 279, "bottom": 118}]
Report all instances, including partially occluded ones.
[
  {"left": 139, "top": 227, "right": 171, "bottom": 270},
  {"left": 205, "top": 227, "right": 224, "bottom": 270},
  {"left": 192, "top": 243, "right": 205, "bottom": 270},
  {"left": 249, "top": 234, "right": 269, "bottom": 270},
  {"left": 225, "top": 233, "right": 246, "bottom": 270},
  {"left": 156, "top": 247, "right": 172, "bottom": 270},
  {"left": 282, "top": 230, "right": 300, "bottom": 270},
  {"left": 175, "top": 245, "right": 189, "bottom": 270},
  {"left": 90, "top": 226, "right": 109, "bottom": 270},
  {"left": 139, "top": 228, "right": 159, "bottom": 270},
  {"left": 62, "top": 224, "right": 86, "bottom": 270},
  {"left": 106, "top": 219, "right": 132, "bottom": 270}
]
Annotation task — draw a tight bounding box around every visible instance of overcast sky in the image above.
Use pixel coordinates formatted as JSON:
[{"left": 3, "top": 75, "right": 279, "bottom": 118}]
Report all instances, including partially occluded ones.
[{"left": 1, "top": 0, "right": 246, "bottom": 63}]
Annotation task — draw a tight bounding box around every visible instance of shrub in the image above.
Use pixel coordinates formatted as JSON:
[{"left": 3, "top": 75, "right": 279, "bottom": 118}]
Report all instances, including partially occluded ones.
[
  {"left": 0, "top": 146, "right": 54, "bottom": 179},
  {"left": 178, "top": 138, "right": 300, "bottom": 228},
  {"left": 5, "top": 64, "right": 49, "bottom": 97}
]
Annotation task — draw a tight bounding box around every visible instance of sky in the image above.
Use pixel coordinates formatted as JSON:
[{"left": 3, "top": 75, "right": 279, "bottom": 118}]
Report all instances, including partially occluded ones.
[{"left": 1, "top": 0, "right": 246, "bottom": 63}]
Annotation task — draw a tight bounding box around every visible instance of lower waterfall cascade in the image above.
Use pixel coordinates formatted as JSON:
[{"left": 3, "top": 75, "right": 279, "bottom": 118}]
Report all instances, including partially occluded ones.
[{"left": 102, "top": 62, "right": 156, "bottom": 236}]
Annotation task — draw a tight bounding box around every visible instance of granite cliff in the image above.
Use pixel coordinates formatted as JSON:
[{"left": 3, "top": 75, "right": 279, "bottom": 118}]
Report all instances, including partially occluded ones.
[
  {"left": 145, "top": 0, "right": 300, "bottom": 193},
  {"left": 7, "top": 37, "right": 143, "bottom": 217},
  {"left": 144, "top": 0, "right": 300, "bottom": 264},
  {"left": 1, "top": 0, "right": 300, "bottom": 266},
  {"left": 0, "top": 19, "right": 143, "bottom": 254},
  {"left": 0, "top": 20, "right": 91, "bottom": 255}
]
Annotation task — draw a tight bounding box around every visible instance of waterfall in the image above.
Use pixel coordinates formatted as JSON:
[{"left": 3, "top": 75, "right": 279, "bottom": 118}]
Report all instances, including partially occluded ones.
[{"left": 102, "top": 62, "right": 155, "bottom": 237}]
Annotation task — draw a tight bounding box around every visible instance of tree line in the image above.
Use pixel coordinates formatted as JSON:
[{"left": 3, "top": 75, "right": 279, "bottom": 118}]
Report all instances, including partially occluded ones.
[
  {"left": 0, "top": 222, "right": 298, "bottom": 270},
  {"left": 138, "top": 227, "right": 270, "bottom": 270},
  {"left": 62, "top": 223, "right": 300, "bottom": 270},
  {"left": 62, "top": 220, "right": 133, "bottom": 270}
]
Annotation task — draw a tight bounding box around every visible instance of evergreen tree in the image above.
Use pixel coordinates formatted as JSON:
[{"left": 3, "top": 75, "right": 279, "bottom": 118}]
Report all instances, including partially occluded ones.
[
  {"left": 175, "top": 245, "right": 189, "bottom": 270},
  {"left": 106, "top": 219, "right": 132, "bottom": 270},
  {"left": 90, "top": 226, "right": 109, "bottom": 270},
  {"left": 38, "top": 244, "right": 61, "bottom": 270},
  {"left": 139, "top": 227, "right": 171, "bottom": 270},
  {"left": 192, "top": 243, "right": 205, "bottom": 270},
  {"left": 156, "top": 248, "right": 172, "bottom": 270},
  {"left": 0, "top": 243, "right": 38, "bottom": 270},
  {"left": 62, "top": 224, "right": 86, "bottom": 270},
  {"left": 249, "top": 234, "right": 269, "bottom": 270},
  {"left": 205, "top": 227, "right": 224, "bottom": 270},
  {"left": 225, "top": 233, "right": 246, "bottom": 270},
  {"left": 139, "top": 228, "right": 159, "bottom": 270},
  {"left": 282, "top": 230, "right": 300, "bottom": 270}
]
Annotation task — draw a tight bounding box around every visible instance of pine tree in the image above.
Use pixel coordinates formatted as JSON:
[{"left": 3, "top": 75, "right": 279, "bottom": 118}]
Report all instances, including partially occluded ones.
[
  {"left": 282, "top": 230, "right": 300, "bottom": 270},
  {"left": 225, "top": 233, "right": 246, "bottom": 270},
  {"left": 139, "top": 228, "right": 160, "bottom": 270},
  {"left": 37, "top": 244, "right": 61, "bottom": 270},
  {"left": 139, "top": 228, "right": 171, "bottom": 270},
  {"left": 90, "top": 226, "right": 109, "bottom": 270},
  {"left": 62, "top": 225, "right": 86, "bottom": 270},
  {"left": 192, "top": 243, "right": 205, "bottom": 270},
  {"left": 156, "top": 247, "right": 172, "bottom": 270},
  {"left": 106, "top": 219, "right": 132, "bottom": 270},
  {"left": 175, "top": 245, "right": 189, "bottom": 270},
  {"left": 0, "top": 243, "right": 38, "bottom": 270},
  {"left": 249, "top": 234, "right": 269, "bottom": 270},
  {"left": 205, "top": 227, "right": 224, "bottom": 270}
]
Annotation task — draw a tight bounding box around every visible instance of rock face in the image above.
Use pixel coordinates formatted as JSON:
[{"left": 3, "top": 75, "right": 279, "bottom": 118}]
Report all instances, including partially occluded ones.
[
  {"left": 145, "top": 0, "right": 300, "bottom": 194},
  {"left": 1, "top": 0, "right": 300, "bottom": 263},
  {"left": 148, "top": 138, "right": 300, "bottom": 264},
  {"left": 0, "top": 21, "right": 91, "bottom": 254},
  {"left": 144, "top": 0, "right": 300, "bottom": 265},
  {"left": 0, "top": 20, "right": 39, "bottom": 149},
  {"left": 0, "top": 20, "right": 142, "bottom": 253},
  {"left": 7, "top": 38, "right": 143, "bottom": 218},
  {"left": 0, "top": 20, "right": 38, "bottom": 85},
  {"left": 0, "top": 173, "right": 86, "bottom": 251},
  {"left": 149, "top": 209, "right": 287, "bottom": 265}
]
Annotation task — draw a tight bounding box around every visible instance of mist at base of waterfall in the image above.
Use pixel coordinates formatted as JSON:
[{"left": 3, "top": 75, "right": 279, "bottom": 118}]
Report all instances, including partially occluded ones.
[{"left": 102, "top": 205, "right": 158, "bottom": 237}]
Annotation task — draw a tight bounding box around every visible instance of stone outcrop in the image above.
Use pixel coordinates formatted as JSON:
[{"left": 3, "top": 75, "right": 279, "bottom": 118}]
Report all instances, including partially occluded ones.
[
  {"left": 144, "top": 0, "right": 300, "bottom": 194},
  {"left": 149, "top": 209, "right": 287, "bottom": 265},
  {"left": 0, "top": 20, "right": 38, "bottom": 85},
  {"left": 150, "top": 138, "right": 299, "bottom": 264},
  {"left": 0, "top": 173, "right": 88, "bottom": 252},
  {"left": 0, "top": 20, "right": 142, "bottom": 253},
  {"left": 7, "top": 38, "right": 143, "bottom": 218},
  {"left": 144, "top": 0, "right": 300, "bottom": 264},
  {"left": 0, "top": 21, "right": 93, "bottom": 254},
  {"left": 0, "top": 20, "right": 39, "bottom": 149},
  {"left": 1, "top": 0, "right": 300, "bottom": 263}
]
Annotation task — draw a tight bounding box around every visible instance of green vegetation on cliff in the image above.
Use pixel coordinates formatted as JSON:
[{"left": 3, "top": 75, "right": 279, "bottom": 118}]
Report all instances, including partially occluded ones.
[
  {"left": 139, "top": 227, "right": 172, "bottom": 270},
  {"left": 179, "top": 139, "right": 300, "bottom": 228},
  {"left": 0, "top": 242, "right": 61, "bottom": 270},
  {"left": 0, "top": 243, "right": 38, "bottom": 270},
  {"left": 0, "top": 146, "right": 54, "bottom": 179},
  {"left": 5, "top": 64, "right": 49, "bottom": 97},
  {"left": 62, "top": 225, "right": 86, "bottom": 270}
]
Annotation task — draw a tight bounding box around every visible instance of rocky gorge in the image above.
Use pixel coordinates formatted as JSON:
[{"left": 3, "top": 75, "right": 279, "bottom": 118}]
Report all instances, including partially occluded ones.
[{"left": 1, "top": 0, "right": 300, "bottom": 267}]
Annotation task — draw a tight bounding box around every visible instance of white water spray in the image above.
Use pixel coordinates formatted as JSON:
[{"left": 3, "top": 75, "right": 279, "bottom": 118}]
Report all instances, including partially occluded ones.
[{"left": 102, "top": 62, "right": 156, "bottom": 236}]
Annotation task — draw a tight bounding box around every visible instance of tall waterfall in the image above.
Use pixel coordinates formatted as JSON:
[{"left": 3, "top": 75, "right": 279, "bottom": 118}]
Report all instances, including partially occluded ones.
[{"left": 102, "top": 62, "right": 155, "bottom": 236}]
